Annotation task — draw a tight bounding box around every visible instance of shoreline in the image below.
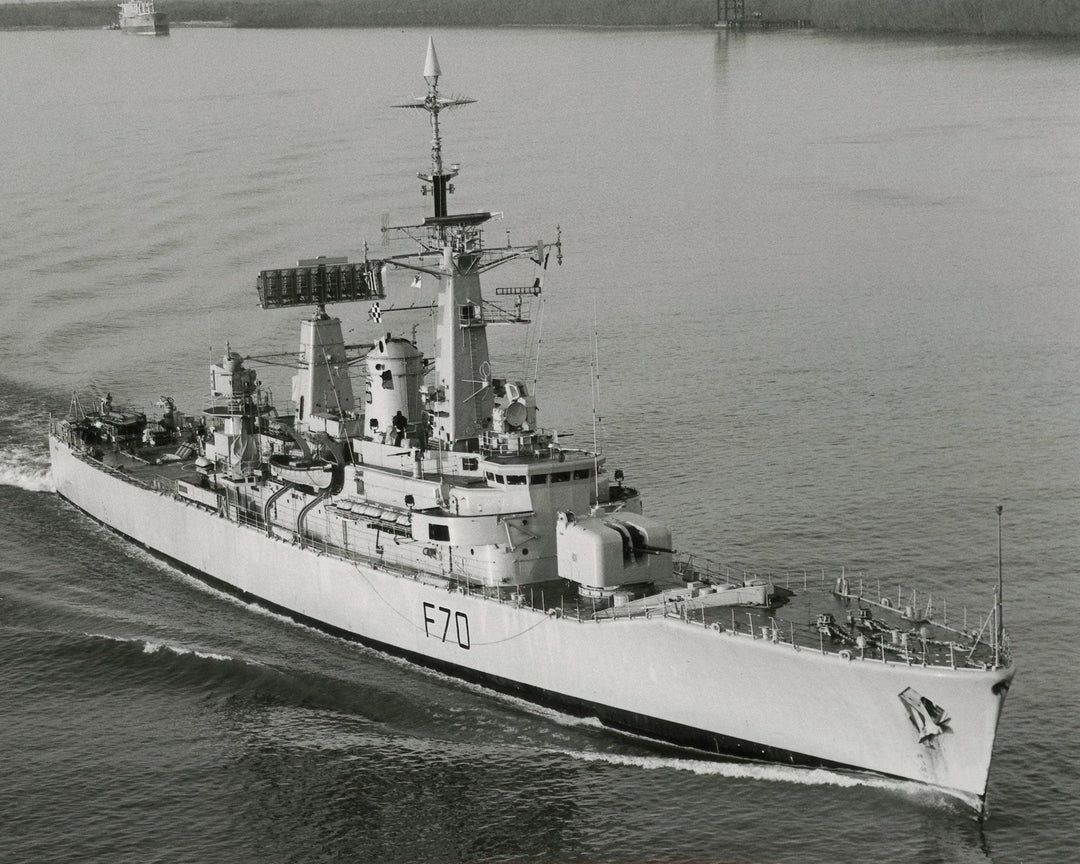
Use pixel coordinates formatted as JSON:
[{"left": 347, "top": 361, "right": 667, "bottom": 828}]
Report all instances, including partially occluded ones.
[{"left": 1, "top": 1, "right": 1078, "bottom": 38}]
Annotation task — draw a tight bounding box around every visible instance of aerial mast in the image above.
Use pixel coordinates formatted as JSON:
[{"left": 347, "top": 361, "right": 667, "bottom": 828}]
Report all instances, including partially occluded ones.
[
  {"left": 402, "top": 36, "right": 475, "bottom": 219},
  {"left": 384, "top": 39, "right": 556, "bottom": 450},
  {"left": 391, "top": 39, "right": 491, "bottom": 450},
  {"left": 995, "top": 504, "right": 1004, "bottom": 667}
]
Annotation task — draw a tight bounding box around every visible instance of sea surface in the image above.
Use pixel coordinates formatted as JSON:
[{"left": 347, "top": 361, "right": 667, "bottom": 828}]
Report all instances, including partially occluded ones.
[{"left": 1, "top": 25, "right": 1078, "bottom": 864}]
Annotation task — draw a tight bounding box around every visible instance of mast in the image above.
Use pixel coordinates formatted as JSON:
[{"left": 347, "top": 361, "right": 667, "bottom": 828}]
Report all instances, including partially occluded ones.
[
  {"left": 384, "top": 39, "right": 560, "bottom": 452},
  {"left": 996, "top": 504, "right": 1004, "bottom": 667},
  {"left": 423, "top": 38, "right": 451, "bottom": 218},
  {"left": 410, "top": 37, "right": 475, "bottom": 221},
  {"left": 255, "top": 39, "right": 558, "bottom": 453},
  {"left": 394, "top": 39, "right": 491, "bottom": 450}
]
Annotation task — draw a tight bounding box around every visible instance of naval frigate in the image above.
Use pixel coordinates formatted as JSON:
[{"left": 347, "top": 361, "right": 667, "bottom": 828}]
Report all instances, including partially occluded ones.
[{"left": 48, "top": 38, "right": 1013, "bottom": 811}]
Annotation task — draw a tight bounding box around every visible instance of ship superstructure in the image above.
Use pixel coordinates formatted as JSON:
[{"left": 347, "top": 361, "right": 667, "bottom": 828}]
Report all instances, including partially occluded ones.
[
  {"left": 116, "top": 0, "right": 169, "bottom": 35},
  {"left": 48, "top": 39, "right": 1013, "bottom": 811}
]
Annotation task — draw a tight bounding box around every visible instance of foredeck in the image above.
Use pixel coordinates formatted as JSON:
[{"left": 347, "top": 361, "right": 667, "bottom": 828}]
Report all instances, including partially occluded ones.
[{"left": 485, "top": 568, "right": 1008, "bottom": 672}]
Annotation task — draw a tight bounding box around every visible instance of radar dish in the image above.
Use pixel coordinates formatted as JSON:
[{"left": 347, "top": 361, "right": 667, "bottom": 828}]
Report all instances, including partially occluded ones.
[{"left": 505, "top": 401, "right": 527, "bottom": 429}]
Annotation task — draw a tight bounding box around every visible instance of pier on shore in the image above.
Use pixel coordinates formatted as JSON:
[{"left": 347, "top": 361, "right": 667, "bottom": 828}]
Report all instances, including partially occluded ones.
[
  {"left": 716, "top": 1, "right": 813, "bottom": 30},
  {"left": 720, "top": 17, "right": 814, "bottom": 30}
]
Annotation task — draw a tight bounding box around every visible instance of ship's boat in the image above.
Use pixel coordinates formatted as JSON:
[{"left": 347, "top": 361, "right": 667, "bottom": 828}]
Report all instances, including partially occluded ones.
[
  {"left": 116, "top": 0, "right": 169, "bottom": 35},
  {"left": 48, "top": 39, "right": 1013, "bottom": 812},
  {"left": 268, "top": 454, "right": 336, "bottom": 491}
]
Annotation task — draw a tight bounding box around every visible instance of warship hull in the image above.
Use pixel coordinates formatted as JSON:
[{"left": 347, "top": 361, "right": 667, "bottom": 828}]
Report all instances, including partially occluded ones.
[{"left": 48, "top": 434, "right": 1012, "bottom": 807}]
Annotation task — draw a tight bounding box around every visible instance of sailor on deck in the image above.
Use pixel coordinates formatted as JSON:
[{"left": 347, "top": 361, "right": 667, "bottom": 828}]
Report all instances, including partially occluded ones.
[{"left": 391, "top": 410, "right": 408, "bottom": 446}]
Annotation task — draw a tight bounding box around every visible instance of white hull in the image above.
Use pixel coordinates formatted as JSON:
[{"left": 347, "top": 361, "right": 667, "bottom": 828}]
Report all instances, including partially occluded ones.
[{"left": 49, "top": 434, "right": 1012, "bottom": 806}]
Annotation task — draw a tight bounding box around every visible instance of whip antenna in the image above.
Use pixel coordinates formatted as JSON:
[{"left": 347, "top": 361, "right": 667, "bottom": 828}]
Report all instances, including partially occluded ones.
[
  {"left": 591, "top": 292, "right": 602, "bottom": 500},
  {"left": 995, "top": 504, "right": 1004, "bottom": 667}
]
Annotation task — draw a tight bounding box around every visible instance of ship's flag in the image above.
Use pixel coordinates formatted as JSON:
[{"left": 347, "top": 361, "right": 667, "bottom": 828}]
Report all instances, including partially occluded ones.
[
  {"left": 368, "top": 303, "right": 382, "bottom": 323},
  {"left": 410, "top": 274, "right": 422, "bottom": 290}
]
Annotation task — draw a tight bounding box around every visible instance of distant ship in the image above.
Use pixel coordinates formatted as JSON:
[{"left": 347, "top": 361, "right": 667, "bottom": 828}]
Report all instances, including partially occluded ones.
[
  {"left": 116, "top": 0, "right": 169, "bottom": 35},
  {"left": 48, "top": 38, "right": 1013, "bottom": 811}
]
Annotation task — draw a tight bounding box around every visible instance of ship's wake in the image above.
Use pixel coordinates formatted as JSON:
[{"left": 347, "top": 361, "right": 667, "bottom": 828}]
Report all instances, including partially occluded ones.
[
  {"left": 0, "top": 444, "right": 55, "bottom": 493},
  {"left": 0, "top": 624, "right": 251, "bottom": 692},
  {"left": 561, "top": 747, "right": 973, "bottom": 811},
  {"left": 556, "top": 747, "right": 918, "bottom": 794},
  {"left": 61, "top": 624, "right": 962, "bottom": 811},
  {"left": 441, "top": 685, "right": 957, "bottom": 808},
  {"left": 75, "top": 628, "right": 421, "bottom": 723},
  {"left": 68, "top": 631, "right": 246, "bottom": 682},
  {"left": 220, "top": 694, "right": 958, "bottom": 812},
  {"left": 89, "top": 631, "right": 236, "bottom": 663}
]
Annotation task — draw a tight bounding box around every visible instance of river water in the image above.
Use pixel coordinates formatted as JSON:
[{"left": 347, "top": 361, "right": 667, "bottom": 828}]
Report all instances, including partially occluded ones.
[{"left": 1, "top": 25, "right": 1077, "bottom": 863}]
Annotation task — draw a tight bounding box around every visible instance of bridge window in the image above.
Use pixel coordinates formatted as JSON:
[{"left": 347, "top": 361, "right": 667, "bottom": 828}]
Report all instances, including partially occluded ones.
[
  {"left": 550, "top": 471, "right": 571, "bottom": 483},
  {"left": 531, "top": 474, "right": 548, "bottom": 484},
  {"left": 428, "top": 523, "right": 450, "bottom": 541},
  {"left": 506, "top": 475, "right": 527, "bottom": 485},
  {"left": 573, "top": 469, "right": 591, "bottom": 480}
]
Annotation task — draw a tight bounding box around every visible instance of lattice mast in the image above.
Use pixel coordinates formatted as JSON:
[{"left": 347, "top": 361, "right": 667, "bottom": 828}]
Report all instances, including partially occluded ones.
[
  {"left": 394, "top": 39, "right": 491, "bottom": 450},
  {"left": 383, "top": 40, "right": 558, "bottom": 450}
]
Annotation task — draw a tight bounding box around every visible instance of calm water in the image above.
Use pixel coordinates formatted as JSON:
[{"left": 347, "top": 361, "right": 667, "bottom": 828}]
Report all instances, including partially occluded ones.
[{"left": 1, "top": 26, "right": 1078, "bottom": 863}]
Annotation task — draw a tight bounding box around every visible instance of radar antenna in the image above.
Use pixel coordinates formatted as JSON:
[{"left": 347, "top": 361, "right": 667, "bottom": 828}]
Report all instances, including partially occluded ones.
[{"left": 392, "top": 37, "right": 475, "bottom": 218}]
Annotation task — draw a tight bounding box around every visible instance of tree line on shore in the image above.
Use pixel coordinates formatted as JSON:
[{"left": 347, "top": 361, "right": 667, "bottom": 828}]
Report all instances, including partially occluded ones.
[{"left": 0, "top": 0, "right": 1076, "bottom": 36}]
